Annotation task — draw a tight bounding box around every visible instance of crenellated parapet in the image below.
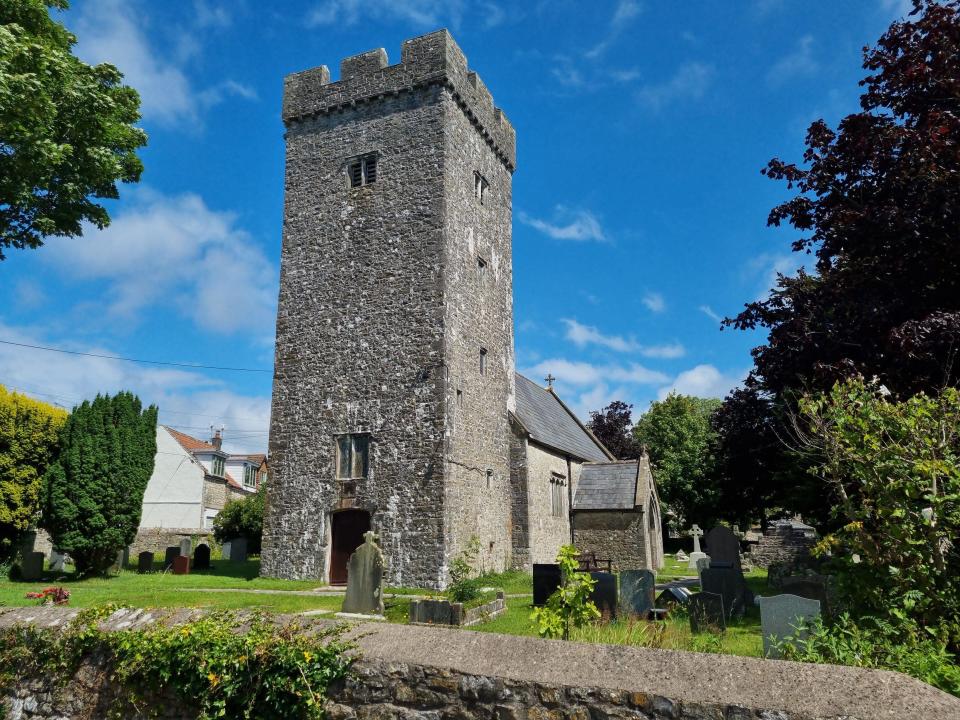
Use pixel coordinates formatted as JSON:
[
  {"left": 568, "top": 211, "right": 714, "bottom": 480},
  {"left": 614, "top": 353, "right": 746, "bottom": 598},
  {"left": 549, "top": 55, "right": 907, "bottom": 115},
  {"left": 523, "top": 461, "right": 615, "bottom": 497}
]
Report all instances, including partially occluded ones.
[{"left": 283, "top": 30, "right": 516, "bottom": 171}]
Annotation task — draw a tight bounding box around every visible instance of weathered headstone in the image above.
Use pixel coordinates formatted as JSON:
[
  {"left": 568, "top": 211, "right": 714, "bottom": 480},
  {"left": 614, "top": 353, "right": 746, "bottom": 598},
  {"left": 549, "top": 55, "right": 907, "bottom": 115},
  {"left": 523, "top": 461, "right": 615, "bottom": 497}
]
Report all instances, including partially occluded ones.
[
  {"left": 687, "top": 524, "right": 708, "bottom": 569},
  {"left": 172, "top": 555, "right": 190, "bottom": 575},
  {"left": 21, "top": 551, "right": 44, "bottom": 580},
  {"left": 695, "top": 556, "right": 711, "bottom": 586},
  {"left": 688, "top": 591, "right": 726, "bottom": 633},
  {"left": 110, "top": 547, "right": 129, "bottom": 573},
  {"left": 619, "top": 569, "right": 656, "bottom": 617},
  {"left": 533, "top": 563, "right": 561, "bottom": 606},
  {"left": 701, "top": 567, "right": 752, "bottom": 619},
  {"left": 49, "top": 551, "right": 66, "bottom": 573},
  {"left": 164, "top": 546, "right": 179, "bottom": 569},
  {"left": 341, "top": 531, "right": 385, "bottom": 615},
  {"left": 179, "top": 538, "right": 192, "bottom": 557},
  {"left": 222, "top": 538, "right": 248, "bottom": 563},
  {"left": 675, "top": 550, "right": 689, "bottom": 562},
  {"left": 656, "top": 585, "right": 693, "bottom": 607},
  {"left": 138, "top": 551, "right": 154, "bottom": 573},
  {"left": 589, "top": 572, "right": 617, "bottom": 619},
  {"left": 759, "top": 593, "right": 821, "bottom": 658},
  {"left": 705, "top": 525, "right": 742, "bottom": 572},
  {"left": 193, "top": 543, "right": 211, "bottom": 570}
]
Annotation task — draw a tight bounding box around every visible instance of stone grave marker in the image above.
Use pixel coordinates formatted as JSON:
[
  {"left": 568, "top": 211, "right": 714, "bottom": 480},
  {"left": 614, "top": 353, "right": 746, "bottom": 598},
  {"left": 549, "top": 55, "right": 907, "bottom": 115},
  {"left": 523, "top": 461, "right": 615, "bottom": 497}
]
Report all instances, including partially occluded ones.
[
  {"left": 341, "top": 531, "right": 385, "bottom": 616},
  {"left": 164, "top": 546, "right": 179, "bottom": 569},
  {"left": 759, "top": 593, "right": 821, "bottom": 658},
  {"left": 533, "top": 563, "right": 561, "bottom": 606},
  {"left": 172, "top": 555, "right": 190, "bottom": 575},
  {"left": 619, "top": 569, "right": 656, "bottom": 617},
  {"left": 695, "top": 556, "right": 711, "bottom": 586},
  {"left": 589, "top": 572, "right": 618, "bottom": 619},
  {"left": 705, "top": 525, "right": 742, "bottom": 572},
  {"left": 21, "top": 551, "right": 45, "bottom": 580},
  {"left": 193, "top": 543, "right": 211, "bottom": 570},
  {"left": 137, "top": 551, "right": 154, "bottom": 573},
  {"left": 688, "top": 591, "right": 726, "bottom": 633},
  {"left": 110, "top": 547, "right": 129, "bottom": 573},
  {"left": 49, "top": 551, "right": 66, "bottom": 573},
  {"left": 222, "top": 538, "right": 248, "bottom": 563},
  {"left": 701, "top": 567, "right": 751, "bottom": 619},
  {"left": 687, "top": 524, "right": 708, "bottom": 569},
  {"left": 179, "top": 538, "right": 192, "bottom": 557},
  {"left": 656, "top": 585, "right": 692, "bottom": 607}
]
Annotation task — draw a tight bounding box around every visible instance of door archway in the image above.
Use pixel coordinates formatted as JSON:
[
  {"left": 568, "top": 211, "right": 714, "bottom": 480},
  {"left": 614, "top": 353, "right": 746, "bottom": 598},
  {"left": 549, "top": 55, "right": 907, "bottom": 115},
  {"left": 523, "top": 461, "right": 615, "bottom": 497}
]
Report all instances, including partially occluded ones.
[{"left": 329, "top": 509, "right": 371, "bottom": 584}]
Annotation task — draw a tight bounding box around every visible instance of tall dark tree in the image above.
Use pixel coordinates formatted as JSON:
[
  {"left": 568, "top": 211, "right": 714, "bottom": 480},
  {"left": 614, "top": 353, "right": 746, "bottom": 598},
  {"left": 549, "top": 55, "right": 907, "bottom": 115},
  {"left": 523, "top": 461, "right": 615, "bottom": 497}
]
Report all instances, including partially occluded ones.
[
  {"left": 720, "top": 0, "right": 960, "bottom": 522},
  {"left": 43, "top": 392, "right": 157, "bottom": 574},
  {"left": 0, "top": 0, "right": 146, "bottom": 258},
  {"left": 587, "top": 401, "right": 638, "bottom": 459}
]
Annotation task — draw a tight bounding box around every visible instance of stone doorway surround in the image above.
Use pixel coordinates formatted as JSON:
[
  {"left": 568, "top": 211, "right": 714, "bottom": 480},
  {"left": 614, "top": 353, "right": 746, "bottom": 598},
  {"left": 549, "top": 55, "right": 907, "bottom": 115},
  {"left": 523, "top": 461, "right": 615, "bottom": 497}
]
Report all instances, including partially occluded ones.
[{"left": 329, "top": 509, "right": 370, "bottom": 585}]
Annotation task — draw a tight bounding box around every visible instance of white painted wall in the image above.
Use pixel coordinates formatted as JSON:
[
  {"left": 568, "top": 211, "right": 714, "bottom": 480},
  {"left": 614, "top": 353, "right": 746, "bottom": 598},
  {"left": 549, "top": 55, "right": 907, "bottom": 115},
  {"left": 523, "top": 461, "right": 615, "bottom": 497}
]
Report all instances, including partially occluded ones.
[
  {"left": 224, "top": 458, "right": 258, "bottom": 492},
  {"left": 140, "top": 427, "right": 205, "bottom": 529}
]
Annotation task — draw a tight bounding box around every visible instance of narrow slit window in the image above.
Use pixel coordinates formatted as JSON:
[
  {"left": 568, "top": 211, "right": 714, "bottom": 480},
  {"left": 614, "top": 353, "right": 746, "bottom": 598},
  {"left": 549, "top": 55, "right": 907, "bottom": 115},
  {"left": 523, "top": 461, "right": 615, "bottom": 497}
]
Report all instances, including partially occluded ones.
[
  {"left": 477, "top": 256, "right": 487, "bottom": 279},
  {"left": 456, "top": 389, "right": 463, "bottom": 408},
  {"left": 348, "top": 154, "right": 377, "bottom": 188},
  {"left": 474, "top": 171, "right": 488, "bottom": 203},
  {"left": 479, "top": 348, "right": 487, "bottom": 375}
]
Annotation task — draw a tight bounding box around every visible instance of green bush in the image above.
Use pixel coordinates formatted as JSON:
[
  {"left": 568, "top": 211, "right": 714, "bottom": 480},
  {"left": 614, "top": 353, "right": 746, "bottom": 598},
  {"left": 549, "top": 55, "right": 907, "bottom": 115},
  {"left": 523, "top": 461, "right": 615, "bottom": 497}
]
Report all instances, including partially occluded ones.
[
  {"left": 777, "top": 613, "right": 960, "bottom": 697},
  {"left": 43, "top": 392, "right": 157, "bottom": 575},
  {"left": 213, "top": 482, "right": 266, "bottom": 554},
  {"left": 799, "top": 380, "right": 960, "bottom": 650},
  {"left": 530, "top": 545, "right": 600, "bottom": 640},
  {"left": 447, "top": 535, "right": 481, "bottom": 603}
]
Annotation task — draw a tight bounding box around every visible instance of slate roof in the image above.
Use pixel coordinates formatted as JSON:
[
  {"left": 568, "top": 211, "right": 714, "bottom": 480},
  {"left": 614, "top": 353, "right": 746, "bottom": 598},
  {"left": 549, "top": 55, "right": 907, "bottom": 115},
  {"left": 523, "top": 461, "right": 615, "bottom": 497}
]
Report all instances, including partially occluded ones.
[
  {"left": 514, "top": 373, "right": 610, "bottom": 462},
  {"left": 572, "top": 461, "right": 640, "bottom": 510}
]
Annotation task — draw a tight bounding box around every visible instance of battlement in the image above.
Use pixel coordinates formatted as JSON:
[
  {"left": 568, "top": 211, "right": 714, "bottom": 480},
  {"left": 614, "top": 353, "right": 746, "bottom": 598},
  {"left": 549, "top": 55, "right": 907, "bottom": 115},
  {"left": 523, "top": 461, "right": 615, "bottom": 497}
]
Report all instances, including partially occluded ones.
[{"left": 282, "top": 29, "right": 516, "bottom": 170}]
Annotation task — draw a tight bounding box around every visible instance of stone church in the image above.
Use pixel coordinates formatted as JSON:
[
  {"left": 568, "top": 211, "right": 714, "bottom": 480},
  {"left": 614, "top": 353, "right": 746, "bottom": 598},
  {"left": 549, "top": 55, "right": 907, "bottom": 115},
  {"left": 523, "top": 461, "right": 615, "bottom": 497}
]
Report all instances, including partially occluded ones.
[{"left": 260, "top": 30, "right": 662, "bottom": 588}]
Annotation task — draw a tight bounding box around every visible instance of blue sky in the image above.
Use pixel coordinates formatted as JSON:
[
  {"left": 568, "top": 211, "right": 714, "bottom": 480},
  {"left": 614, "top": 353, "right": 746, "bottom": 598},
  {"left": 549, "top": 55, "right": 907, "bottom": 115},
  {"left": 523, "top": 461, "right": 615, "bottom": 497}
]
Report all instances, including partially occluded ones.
[{"left": 0, "top": 0, "right": 911, "bottom": 453}]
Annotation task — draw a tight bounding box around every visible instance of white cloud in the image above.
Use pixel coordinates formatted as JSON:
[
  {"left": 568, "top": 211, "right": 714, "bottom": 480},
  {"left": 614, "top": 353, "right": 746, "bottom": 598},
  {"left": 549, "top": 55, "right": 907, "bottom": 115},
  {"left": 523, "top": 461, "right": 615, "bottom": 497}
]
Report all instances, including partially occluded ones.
[
  {"left": 43, "top": 188, "right": 276, "bottom": 336},
  {"left": 767, "top": 35, "right": 818, "bottom": 85},
  {"left": 306, "top": 0, "right": 494, "bottom": 30},
  {"left": 699, "top": 305, "right": 723, "bottom": 323},
  {"left": 657, "top": 364, "right": 743, "bottom": 400},
  {"left": 642, "top": 292, "right": 665, "bottom": 313},
  {"left": 637, "top": 62, "right": 712, "bottom": 110},
  {"left": 528, "top": 358, "right": 669, "bottom": 387},
  {"left": 880, "top": 0, "right": 913, "bottom": 20},
  {"left": 519, "top": 207, "right": 607, "bottom": 242},
  {"left": 0, "top": 322, "right": 271, "bottom": 453},
  {"left": 585, "top": 0, "right": 643, "bottom": 59},
  {"left": 73, "top": 0, "right": 255, "bottom": 128},
  {"left": 639, "top": 343, "right": 685, "bottom": 360},
  {"left": 563, "top": 319, "right": 637, "bottom": 352},
  {"left": 14, "top": 281, "right": 46, "bottom": 310},
  {"left": 749, "top": 252, "right": 804, "bottom": 301},
  {"left": 194, "top": 0, "right": 233, "bottom": 28}
]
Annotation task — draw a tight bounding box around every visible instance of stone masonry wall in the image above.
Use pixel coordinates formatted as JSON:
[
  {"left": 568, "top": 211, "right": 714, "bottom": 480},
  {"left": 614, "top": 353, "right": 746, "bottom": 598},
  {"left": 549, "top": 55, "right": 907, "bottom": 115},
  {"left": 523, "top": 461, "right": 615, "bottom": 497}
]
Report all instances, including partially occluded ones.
[
  {"left": 262, "top": 30, "right": 517, "bottom": 588},
  {"left": 748, "top": 525, "right": 816, "bottom": 569},
  {"left": 524, "top": 443, "right": 577, "bottom": 565},
  {"left": 508, "top": 422, "right": 531, "bottom": 570},
  {"left": 572, "top": 509, "right": 649, "bottom": 572},
  {"left": 3, "top": 608, "right": 959, "bottom": 720}
]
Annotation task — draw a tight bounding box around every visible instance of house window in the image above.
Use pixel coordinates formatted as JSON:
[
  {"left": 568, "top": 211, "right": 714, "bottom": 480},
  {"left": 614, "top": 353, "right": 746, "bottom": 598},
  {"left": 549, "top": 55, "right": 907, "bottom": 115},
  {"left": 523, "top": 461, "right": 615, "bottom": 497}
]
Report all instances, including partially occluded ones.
[
  {"left": 348, "top": 154, "right": 377, "bottom": 188},
  {"left": 474, "top": 171, "right": 488, "bottom": 203},
  {"left": 203, "top": 508, "right": 219, "bottom": 529},
  {"left": 336, "top": 434, "right": 369, "bottom": 480},
  {"left": 477, "top": 256, "right": 487, "bottom": 279},
  {"left": 243, "top": 465, "right": 257, "bottom": 489},
  {"left": 211, "top": 455, "right": 225, "bottom": 477},
  {"left": 550, "top": 473, "right": 566, "bottom": 517},
  {"left": 479, "top": 348, "right": 487, "bottom": 375}
]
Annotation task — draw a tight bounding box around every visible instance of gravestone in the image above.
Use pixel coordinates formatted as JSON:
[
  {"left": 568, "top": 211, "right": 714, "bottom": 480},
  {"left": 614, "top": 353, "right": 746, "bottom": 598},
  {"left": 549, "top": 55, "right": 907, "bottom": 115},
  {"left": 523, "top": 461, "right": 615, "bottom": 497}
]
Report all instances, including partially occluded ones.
[
  {"left": 164, "top": 546, "right": 179, "bottom": 569},
  {"left": 21, "top": 551, "right": 45, "bottom": 580},
  {"left": 675, "top": 550, "right": 689, "bottom": 562},
  {"left": 656, "top": 585, "right": 692, "bottom": 607},
  {"left": 49, "top": 551, "right": 66, "bottom": 573},
  {"left": 222, "top": 538, "right": 247, "bottom": 563},
  {"left": 193, "top": 543, "right": 211, "bottom": 570},
  {"left": 619, "top": 569, "right": 656, "bottom": 617},
  {"left": 689, "top": 591, "right": 726, "bottom": 633},
  {"left": 701, "top": 567, "right": 751, "bottom": 619},
  {"left": 695, "top": 556, "right": 711, "bottom": 586},
  {"left": 687, "top": 524, "right": 708, "bottom": 569},
  {"left": 179, "top": 538, "right": 192, "bottom": 557},
  {"left": 705, "top": 525, "right": 742, "bottom": 572},
  {"left": 781, "top": 576, "right": 829, "bottom": 611},
  {"left": 341, "top": 531, "right": 385, "bottom": 615},
  {"left": 759, "top": 593, "right": 821, "bottom": 658},
  {"left": 138, "top": 551, "right": 154, "bottom": 573},
  {"left": 533, "top": 563, "right": 561, "bottom": 606},
  {"left": 589, "top": 572, "right": 617, "bottom": 619},
  {"left": 172, "top": 555, "right": 190, "bottom": 575},
  {"left": 110, "top": 547, "right": 129, "bottom": 573}
]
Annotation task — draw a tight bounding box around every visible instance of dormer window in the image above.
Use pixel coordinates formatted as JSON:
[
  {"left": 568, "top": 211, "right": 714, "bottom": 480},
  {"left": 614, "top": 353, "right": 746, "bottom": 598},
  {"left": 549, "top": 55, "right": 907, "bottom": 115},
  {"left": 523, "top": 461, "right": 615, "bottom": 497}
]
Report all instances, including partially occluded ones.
[
  {"left": 348, "top": 154, "right": 377, "bottom": 188},
  {"left": 243, "top": 465, "right": 257, "bottom": 489},
  {"left": 211, "top": 455, "right": 225, "bottom": 478},
  {"left": 474, "top": 171, "right": 488, "bottom": 203}
]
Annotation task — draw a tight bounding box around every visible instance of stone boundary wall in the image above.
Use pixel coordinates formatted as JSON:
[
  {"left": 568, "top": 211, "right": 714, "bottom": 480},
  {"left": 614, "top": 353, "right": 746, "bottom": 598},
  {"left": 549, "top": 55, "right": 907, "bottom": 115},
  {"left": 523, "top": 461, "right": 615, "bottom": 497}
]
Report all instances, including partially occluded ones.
[
  {"left": 1, "top": 607, "right": 958, "bottom": 720},
  {"left": 130, "top": 528, "right": 214, "bottom": 557},
  {"left": 748, "top": 525, "right": 815, "bottom": 569}
]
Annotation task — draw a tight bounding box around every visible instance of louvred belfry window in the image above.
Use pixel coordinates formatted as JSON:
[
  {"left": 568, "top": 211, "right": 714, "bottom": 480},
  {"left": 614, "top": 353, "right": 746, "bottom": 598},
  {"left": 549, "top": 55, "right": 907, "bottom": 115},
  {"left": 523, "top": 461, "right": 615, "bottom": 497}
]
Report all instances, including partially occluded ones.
[
  {"left": 336, "top": 434, "right": 369, "bottom": 480},
  {"left": 348, "top": 154, "right": 377, "bottom": 188}
]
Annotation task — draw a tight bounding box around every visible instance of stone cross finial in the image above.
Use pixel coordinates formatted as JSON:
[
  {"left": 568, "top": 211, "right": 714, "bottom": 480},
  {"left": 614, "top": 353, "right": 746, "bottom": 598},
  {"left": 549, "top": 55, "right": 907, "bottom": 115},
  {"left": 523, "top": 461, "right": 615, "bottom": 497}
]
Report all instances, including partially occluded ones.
[
  {"left": 363, "top": 530, "right": 378, "bottom": 545},
  {"left": 689, "top": 524, "right": 703, "bottom": 554},
  {"left": 545, "top": 373, "right": 555, "bottom": 388}
]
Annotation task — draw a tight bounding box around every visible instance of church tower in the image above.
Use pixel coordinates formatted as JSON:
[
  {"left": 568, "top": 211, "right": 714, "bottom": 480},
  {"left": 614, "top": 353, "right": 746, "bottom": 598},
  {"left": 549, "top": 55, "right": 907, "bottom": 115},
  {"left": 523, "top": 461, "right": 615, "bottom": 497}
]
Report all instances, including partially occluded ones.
[{"left": 261, "top": 30, "right": 517, "bottom": 588}]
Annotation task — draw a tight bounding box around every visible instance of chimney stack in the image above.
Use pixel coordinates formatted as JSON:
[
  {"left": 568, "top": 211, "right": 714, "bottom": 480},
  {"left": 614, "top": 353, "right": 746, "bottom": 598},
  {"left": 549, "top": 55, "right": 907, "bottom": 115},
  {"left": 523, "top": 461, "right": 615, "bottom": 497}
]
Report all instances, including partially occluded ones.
[{"left": 211, "top": 427, "right": 223, "bottom": 451}]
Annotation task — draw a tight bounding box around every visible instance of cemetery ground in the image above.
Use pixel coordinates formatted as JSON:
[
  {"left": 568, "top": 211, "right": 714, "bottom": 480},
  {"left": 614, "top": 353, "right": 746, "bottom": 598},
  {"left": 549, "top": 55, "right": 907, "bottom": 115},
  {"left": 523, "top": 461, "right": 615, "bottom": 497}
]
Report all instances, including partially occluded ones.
[{"left": 0, "top": 557, "right": 767, "bottom": 658}]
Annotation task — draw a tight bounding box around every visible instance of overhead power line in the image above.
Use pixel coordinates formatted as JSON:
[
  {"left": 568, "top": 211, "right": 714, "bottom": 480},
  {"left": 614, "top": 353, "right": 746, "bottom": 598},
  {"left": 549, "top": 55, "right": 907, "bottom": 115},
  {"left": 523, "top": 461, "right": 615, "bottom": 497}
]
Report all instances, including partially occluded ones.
[{"left": 0, "top": 339, "right": 271, "bottom": 373}]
